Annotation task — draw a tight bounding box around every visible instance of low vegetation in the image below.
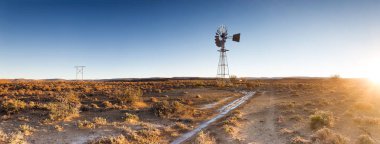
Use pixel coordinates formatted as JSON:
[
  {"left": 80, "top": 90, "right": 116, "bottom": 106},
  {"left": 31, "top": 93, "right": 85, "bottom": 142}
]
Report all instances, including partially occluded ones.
[
  {"left": 1, "top": 99, "right": 27, "bottom": 114},
  {"left": 311, "top": 128, "right": 348, "bottom": 144},
  {"left": 194, "top": 131, "right": 216, "bottom": 144},
  {"left": 151, "top": 100, "right": 195, "bottom": 119},
  {"left": 309, "top": 110, "right": 334, "bottom": 130}
]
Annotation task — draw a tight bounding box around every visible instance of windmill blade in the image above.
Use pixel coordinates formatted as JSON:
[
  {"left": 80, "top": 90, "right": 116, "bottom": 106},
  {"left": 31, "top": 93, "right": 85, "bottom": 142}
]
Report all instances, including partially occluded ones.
[
  {"left": 232, "top": 33, "right": 240, "bottom": 42},
  {"left": 215, "top": 36, "right": 222, "bottom": 47}
]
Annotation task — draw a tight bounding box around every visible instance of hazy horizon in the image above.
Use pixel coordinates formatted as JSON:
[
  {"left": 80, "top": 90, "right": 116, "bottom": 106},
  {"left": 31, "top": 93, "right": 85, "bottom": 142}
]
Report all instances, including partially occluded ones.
[{"left": 1, "top": 0, "right": 380, "bottom": 79}]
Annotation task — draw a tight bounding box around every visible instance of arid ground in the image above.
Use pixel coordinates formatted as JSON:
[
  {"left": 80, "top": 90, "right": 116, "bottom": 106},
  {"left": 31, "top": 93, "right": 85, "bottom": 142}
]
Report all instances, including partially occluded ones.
[{"left": 1, "top": 78, "right": 379, "bottom": 144}]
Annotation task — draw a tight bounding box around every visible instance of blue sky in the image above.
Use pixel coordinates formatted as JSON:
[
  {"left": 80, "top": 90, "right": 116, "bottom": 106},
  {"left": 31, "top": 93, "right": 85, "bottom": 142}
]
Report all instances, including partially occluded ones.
[{"left": 1, "top": 0, "right": 380, "bottom": 79}]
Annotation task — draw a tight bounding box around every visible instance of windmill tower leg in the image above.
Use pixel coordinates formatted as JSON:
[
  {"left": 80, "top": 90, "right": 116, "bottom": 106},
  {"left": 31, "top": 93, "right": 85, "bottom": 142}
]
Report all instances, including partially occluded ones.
[{"left": 217, "top": 49, "right": 229, "bottom": 79}]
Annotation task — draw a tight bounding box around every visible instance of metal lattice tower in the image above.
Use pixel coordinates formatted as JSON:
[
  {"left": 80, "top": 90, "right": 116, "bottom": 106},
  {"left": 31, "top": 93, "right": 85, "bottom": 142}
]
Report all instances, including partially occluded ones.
[
  {"left": 214, "top": 25, "right": 240, "bottom": 79},
  {"left": 217, "top": 45, "right": 230, "bottom": 78},
  {"left": 75, "top": 66, "right": 85, "bottom": 80}
]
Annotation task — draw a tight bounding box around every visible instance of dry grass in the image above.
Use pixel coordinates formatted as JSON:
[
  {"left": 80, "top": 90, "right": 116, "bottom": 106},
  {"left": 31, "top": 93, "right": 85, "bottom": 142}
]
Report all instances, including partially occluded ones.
[
  {"left": 54, "top": 125, "right": 64, "bottom": 132},
  {"left": 7, "top": 131, "right": 27, "bottom": 144},
  {"left": 77, "top": 120, "right": 96, "bottom": 129},
  {"left": 46, "top": 102, "right": 80, "bottom": 121},
  {"left": 1, "top": 99, "right": 27, "bottom": 114},
  {"left": 19, "top": 124, "right": 35, "bottom": 136},
  {"left": 93, "top": 117, "right": 107, "bottom": 125},
  {"left": 353, "top": 116, "right": 380, "bottom": 125},
  {"left": 290, "top": 136, "right": 311, "bottom": 144},
  {"left": 355, "top": 134, "right": 375, "bottom": 144},
  {"left": 311, "top": 128, "right": 349, "bottom": 144},
  {"left": 114, "top": 88, "right": 143, "bottom": 105},
  {"left": 194, "top": 131, "right": 216, "bottom": 144},
  {"left": 0, "top": 129, "right": 7, "bottom": 143},
  {"left": 87, "top": 134, "right": 128, "bottom": 144},
  {"left": 174, "top": 122, "right": 191, "bottom": 132},
  {"left": 151, "top": 100, "right": 195, "bottom": 119},
  {"left": 124, "top": 113, "right": 139, "bottom": 123},
  {"left": 309, "top": 110, "right": 334, "bottom": 130}
]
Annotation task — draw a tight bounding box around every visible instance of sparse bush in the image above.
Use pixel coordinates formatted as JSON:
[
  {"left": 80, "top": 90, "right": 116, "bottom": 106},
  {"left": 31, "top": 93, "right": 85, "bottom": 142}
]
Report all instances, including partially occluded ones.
[
  {"left": 87, "top": 134, "right": 128, "bottom": 144},
  {"left": 353, "top": 116, "right": 380, "bottom": 125},
  {"left": 46, "top": 102, "right": 80, "bottom": 121},
  {"left": 114, "top": 88, "right": 143, "bottom": 105},
  {"left": 77, "top": 120, "right": 96, "bottom": 129},
  {"left": 124, "top": 113, "right": 139, "bottom": 123},
  {"left": 174, "top": 122, "right": 190, "bottom": 132},
  {"left": 356, "top": 134, "right": 375, "bottom": 144},
  {"left": 7, "top": 131, "right": 27, "bottom": 144},
  {"left": 1, "top": 99, "right": 27, "bottom": 114},
  {"left": 102, "top": 101, "right": 113, "bottom": 108},
  {"left": 291, "top": 136, "right": 310, "bottom": 144},
  {"left": 54, "top": 125, "right": 64, "bottom": 131},
  {"left": 19, "top": 124, "right": 35, "bottom": 136},
  {"left": 150, "top": 97, "right": 159, "bottom": 103},
  {"left": 151, "top": 100, "right": 194, "bottom": 118},
  {"left": 310, "top": 111, "right": 334, "bottom": 130},
  {"left": 311, "top": 128, "right": 348, "bottom": 144},
  {"left": 135, "top": 127, "right": 161, "bottom": 143},
  {"left": 0, "top": 129, "right": 7, "bottom": 143},
  {"left": 194, "top": 131, "right": 216, "bottom": 144},
  {"left": 93, "top": 117, "right": 107, "bottom": 125}
]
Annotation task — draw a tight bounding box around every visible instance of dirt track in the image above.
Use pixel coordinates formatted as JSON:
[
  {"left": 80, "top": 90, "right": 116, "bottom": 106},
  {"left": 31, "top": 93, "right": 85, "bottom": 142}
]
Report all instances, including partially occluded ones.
[{"left": 238, "top": 91, "right": 286, "bottom": 143}]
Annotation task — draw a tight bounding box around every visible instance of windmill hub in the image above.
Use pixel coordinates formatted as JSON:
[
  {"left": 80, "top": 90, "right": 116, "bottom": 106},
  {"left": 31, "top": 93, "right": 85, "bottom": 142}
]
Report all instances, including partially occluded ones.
[{"left": 214, "top": 25, "right": 240, "bottom": 79}]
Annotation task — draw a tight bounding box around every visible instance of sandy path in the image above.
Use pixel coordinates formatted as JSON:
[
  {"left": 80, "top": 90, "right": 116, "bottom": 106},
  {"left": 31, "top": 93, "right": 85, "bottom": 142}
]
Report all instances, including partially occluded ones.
[
  {"left": 172, "top": 92, "right": 256, "bottom": 144},
  {"left": 238, "top": 91, "right": 285, "bottom": 144}
]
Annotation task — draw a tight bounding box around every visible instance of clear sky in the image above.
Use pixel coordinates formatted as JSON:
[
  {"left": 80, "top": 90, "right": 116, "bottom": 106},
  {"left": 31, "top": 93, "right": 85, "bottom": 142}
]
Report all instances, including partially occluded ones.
[{"left": 1, "top": 0, "right": 380, "bottom": 79}]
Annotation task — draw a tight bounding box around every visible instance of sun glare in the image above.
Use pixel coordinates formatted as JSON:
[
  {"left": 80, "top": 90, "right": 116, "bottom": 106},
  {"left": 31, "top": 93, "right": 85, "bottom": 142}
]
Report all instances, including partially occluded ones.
[{"left": 364, "top": 58, "right": 380, "bottom": 84}]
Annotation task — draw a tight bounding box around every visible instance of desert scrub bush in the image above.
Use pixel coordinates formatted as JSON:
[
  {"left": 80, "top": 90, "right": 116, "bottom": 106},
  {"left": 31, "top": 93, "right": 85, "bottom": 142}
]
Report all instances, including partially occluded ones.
[
  {"left": 353, "top": 116, "right": 380, "bottom": 125},
  {"left": 124, "top": 113, "right": 139, "bottom": 123},
  {"left": 310, "top": 110, "right": 334, "bottom": 130},
  {"left": 194, "top": 131, "right": 216, "bottom": 144},
  {"left": 93, "top": 117, "right": 107, "bottom": 125},
  {"left": 87, "top": 134, "right": 128, "bottom": 144},
  {"left": 174, "top": 122, "right": 191, "bottom": 132},
  {"left": 77, "top": 120, "right": 96, "bottom": 129},
  {"left": 135, "top": 127, "right": 161, "bottom": 143},
  {"left": 114, "top": 88, "right": 143, "bottom": 105},
  {"left": 7, "top": 131, "right": 27, "bottom": 144},
  {"left": 46, "top": 102, "right": 80, "bottom": 121},
  {"left": 56, "top": 92, "right": 81, "bottom": 105},
  {"left": 151, "top": 100, "right": 194, "bottom": 118},
  {"left": 1, "top": 99, "right": 27, "bottom": 114},
  {"left": 356, "top": 134, "right": 375, "bottom": 144},
  {"left": 19, "top": 124, "right": 35, "bottom": 136},
  {"left": 54, "top": 125, "right": 64, "bottom": 131},
  {"left": 290, "top": 136, "right": 310, "bottom": 144},
  {"left": 102, "top": 101, "right": 113, "bottom": 108},
  {"left": 311, "top": 128, "right": 348, "bottom": 144},
  {"left": 123, "top": 126, "right": 161, "bottom": 143},
  {"left": 0, "top": 129, "right": 7, "bottom": 143}
]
